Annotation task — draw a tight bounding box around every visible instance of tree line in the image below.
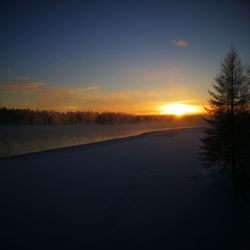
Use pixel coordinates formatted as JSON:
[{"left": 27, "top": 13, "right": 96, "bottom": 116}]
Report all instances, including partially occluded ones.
[{"left": 0, "top": 107, "right": 203, "bottom": 125}]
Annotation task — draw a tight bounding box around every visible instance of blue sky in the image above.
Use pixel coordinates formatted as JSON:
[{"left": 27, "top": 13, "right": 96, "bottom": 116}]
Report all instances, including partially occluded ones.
[{"left": 0, "top": 0, "right": 250, "bottom": 113}]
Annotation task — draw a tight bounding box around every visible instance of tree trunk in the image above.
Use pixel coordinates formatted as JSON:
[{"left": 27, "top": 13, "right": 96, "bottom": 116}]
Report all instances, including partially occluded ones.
[{"left": 231, "top": 57, "right": 236, "bottom": 176}]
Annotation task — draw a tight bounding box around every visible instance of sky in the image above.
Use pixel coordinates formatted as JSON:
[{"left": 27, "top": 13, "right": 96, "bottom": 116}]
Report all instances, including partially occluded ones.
[{"left": 0, "top": 0, "right": 250, "bottom": 114}]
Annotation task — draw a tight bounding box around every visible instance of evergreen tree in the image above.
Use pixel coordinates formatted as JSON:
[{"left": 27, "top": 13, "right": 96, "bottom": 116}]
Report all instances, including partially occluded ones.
[{"left": 201, "top": 48, "right": 250, "bottom": 177}]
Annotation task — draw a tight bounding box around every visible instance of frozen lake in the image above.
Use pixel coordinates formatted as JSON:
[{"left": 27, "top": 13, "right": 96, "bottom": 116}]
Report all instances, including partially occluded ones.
[{"left": 0, "top": 122, "right": 199, "bottom": 157}]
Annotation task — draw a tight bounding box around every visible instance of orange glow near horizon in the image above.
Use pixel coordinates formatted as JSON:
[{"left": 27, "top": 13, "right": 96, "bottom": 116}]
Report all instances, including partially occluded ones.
[
  {"left": 1, "top": 81, "right": 208, "bottom": 115},
  {"left": 157, "top": 103, "right": 203, "bottom": 116}
]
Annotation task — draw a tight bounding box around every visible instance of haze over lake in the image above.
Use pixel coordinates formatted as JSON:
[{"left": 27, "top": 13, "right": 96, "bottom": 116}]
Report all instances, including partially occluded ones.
[{"left": 0, "top": 118, "right": 203, "bottom": 157}]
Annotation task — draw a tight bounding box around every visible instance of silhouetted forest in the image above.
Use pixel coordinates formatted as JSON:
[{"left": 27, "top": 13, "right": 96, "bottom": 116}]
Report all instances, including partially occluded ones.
[{"left": 0, "top": 107, "right": 204, "bottom": 125}]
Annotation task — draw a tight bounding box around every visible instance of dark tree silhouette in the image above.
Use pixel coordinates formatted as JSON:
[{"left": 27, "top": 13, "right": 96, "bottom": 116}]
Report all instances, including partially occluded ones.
[{"left": 201, "top": 48, "right": 250, "bottom": 181}]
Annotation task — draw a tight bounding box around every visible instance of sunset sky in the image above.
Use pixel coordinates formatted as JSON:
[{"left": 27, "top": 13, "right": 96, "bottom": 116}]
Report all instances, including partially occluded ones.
[{"left": 1, "top": 0, "right": 250, "bottom": 114}]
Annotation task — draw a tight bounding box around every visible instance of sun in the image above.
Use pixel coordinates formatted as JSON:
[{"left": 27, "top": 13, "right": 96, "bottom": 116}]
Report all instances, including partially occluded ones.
[{"left": 157, "top": 103, "right": 201, "bottom": 116}]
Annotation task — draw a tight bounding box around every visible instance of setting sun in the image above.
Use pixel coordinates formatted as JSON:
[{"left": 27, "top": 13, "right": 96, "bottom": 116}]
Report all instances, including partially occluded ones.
[{"left": 157, "top": 103, "right": 202, "bottom": 116}]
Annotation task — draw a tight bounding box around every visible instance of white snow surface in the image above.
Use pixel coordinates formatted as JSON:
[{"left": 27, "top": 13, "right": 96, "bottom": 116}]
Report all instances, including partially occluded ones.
[{"left": 0, "top": 127, "right": 249, "bottom": 249}]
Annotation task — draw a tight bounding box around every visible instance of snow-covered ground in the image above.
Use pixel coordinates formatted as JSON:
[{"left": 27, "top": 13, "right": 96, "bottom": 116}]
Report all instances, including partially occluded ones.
[{"left": 0, "top": 127, "right": 249, "bottom": 249}]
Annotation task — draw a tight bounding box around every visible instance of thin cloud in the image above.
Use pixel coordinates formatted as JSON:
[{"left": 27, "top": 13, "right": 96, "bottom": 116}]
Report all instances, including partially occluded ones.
[
  {"left": 171, "top": 39, "right": 189, "bottom": 47},
  {"left": 14, "top": 75, "right": 32, "bottom": 81},
  {"left": 0, "top": 81, "right": 161, "bottom": 112},
  {"left": 76, "top": 86, "right": 99, "bottom": 92},
  {"left": 1, "top": 81, "right": 47, "bottom": 92}
]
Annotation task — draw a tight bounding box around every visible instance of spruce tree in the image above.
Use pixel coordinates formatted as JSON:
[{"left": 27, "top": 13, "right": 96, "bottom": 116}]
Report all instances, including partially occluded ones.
[{"left": 201, "top": 48, "right": 249, "bottom": 177}]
